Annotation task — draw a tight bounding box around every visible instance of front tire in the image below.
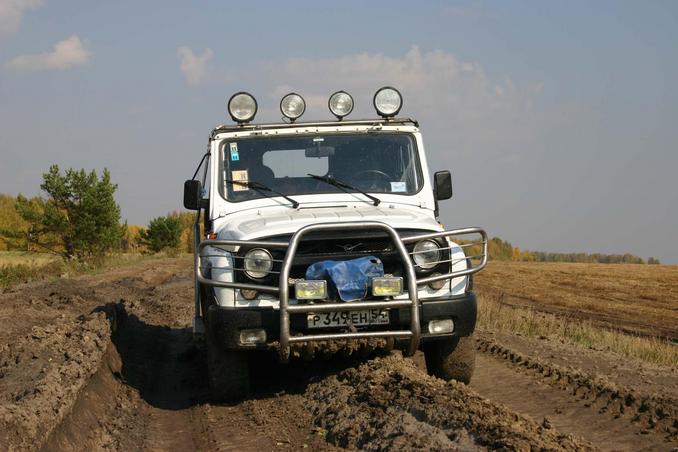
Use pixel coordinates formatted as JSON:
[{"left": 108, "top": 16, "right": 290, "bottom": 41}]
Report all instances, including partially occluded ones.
[
  {"left": 206, "top": 329, "right": 250, "bottom": 402},
  {"left": 423, "top": 335, "right": 476, "bottom": 384}
]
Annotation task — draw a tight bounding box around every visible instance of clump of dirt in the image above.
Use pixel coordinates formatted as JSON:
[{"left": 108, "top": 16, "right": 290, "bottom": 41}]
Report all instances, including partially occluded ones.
[
  {"left": 0, "top": 305, "right": 118, "bottom": 450},
  {"left": 306, "top": 353, "right": 592, "bottom": 451}
]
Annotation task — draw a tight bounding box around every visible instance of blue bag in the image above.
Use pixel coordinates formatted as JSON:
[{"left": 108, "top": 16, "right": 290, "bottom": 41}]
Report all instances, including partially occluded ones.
[{"left": 305, "top": 256, "right": 384, "bottom": 302}]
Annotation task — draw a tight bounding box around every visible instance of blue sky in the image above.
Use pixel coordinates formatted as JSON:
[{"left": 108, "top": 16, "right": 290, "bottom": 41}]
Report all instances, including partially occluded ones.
[{"left": 1, "top": 1, "right": 677, "bottom": 262}]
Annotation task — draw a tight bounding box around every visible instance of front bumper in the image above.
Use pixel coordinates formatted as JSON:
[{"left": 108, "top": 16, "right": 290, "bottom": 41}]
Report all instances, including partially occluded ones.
[{"left": 206, "top": 291, "right": 477, "bottom": 351}]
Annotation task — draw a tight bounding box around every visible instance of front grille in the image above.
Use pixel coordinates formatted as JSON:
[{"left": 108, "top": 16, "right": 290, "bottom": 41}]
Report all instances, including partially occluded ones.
[
  {"left": 232, "top": 228, "right": 449, "bottom": 295},
  {"left": 289, "top": 233, "right": 401, "bottom": 279}
]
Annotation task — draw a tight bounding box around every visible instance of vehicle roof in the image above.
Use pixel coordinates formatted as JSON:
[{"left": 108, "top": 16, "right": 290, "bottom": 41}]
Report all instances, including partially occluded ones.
[{"left": 210, "top": 117, "right": 419, "bottom": 139}]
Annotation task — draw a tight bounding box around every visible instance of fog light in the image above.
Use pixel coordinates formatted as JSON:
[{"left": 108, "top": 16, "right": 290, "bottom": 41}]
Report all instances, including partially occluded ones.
[
  {"left": 428, "top": 273, "right": 447, "bottom": 290},
  {"left": 372, "top": 277, "right": 403, "bottom": 296},
  {"left": 240, "top": 289, "right": 258, "bottom": 300},
  {"left": 295, "top": 280, "right": 327, "bottom": 299},
  {"left": 428, "top": 319, "right": 454, "bottom": 334},
  {"left": 239, "top": 329, "right": 266, "bottom": 345}
]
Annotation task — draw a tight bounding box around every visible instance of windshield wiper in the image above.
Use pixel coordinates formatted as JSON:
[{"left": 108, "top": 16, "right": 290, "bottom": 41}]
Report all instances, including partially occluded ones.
[
  {"left": 225, "top": 179, "right": 299, "bottom": 208},
  {"left": 307, "top": 173, "right": 381, "bottom": 206}
]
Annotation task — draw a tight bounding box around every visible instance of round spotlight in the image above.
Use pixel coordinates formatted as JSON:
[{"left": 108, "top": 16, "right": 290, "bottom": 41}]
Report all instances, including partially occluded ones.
[
  {"left": 373, "top": 86, "right": 402, "bottom": 118},
  {"left": 328, "top": 91, "right": 354, "bottom": 120},
  {"left": 227, "top": 92, "right": 258, "bottom": 124},
  {"left": 280, "top": 93, "right": 306, "bottom": 122}
]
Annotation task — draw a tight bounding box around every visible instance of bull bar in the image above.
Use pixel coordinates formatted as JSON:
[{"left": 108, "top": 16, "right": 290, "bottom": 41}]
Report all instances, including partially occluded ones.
[{"left": 195, "top": 221, "right": 487, "bottom": 360}]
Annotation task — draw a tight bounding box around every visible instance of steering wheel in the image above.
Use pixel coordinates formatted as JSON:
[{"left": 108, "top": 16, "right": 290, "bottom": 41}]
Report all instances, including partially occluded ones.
[{"left": 354, "top": 170, "right": 392, "bottom": 190}]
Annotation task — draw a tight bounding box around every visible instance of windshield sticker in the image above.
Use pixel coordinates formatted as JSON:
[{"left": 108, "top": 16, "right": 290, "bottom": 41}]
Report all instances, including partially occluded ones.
[
  {"left": 229, "top": 142, "right": 239, "bottom": 161},
  {"left": 312, "top": 137, "right": 324, "bottom": 142},
  {"left": 390, "top": 181, "right": 407, "bottom": 193},
  {"left": 231, "top": 170, "right": 249, "bottom": 191}
]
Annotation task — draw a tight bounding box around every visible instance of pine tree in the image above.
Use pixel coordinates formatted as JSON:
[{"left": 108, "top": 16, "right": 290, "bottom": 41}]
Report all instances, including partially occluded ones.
[{"left": 14, "top": 165, "right": 123, "bottom": 260}]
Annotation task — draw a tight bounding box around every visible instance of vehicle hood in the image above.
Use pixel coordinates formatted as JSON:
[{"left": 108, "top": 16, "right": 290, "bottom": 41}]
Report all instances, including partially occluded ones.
[{"left": 215, "top": 204, "right": 442, "bottom": 241}]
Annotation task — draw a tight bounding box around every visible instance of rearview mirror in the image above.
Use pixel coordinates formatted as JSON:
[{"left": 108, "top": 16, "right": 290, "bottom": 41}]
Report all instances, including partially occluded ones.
[
  {"left": 434, "top": 171, "right": 453, "bottom": 200},
  {"left": 183, "top": 180, "right": 202, "bottom": 210},
  {"left": 305, "top": 146, "right": 335, "bottom": 158}
]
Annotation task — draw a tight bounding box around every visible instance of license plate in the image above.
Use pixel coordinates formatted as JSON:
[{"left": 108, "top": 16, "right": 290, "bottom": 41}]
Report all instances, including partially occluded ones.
[{"left": 307, "top": 309, "right": 390, "bottom": 329}]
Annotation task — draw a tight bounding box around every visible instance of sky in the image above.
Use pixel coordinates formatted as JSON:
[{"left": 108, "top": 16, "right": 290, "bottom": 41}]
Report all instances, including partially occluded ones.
[{"left": 0, "top": 0, "right": 677, "bottom": 263}]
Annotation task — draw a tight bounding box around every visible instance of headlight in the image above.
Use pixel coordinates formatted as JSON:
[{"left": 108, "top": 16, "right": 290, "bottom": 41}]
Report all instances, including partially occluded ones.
[
  {"left": 243, "top": 248, "right": 273, "bottom": 279},
  {"left": 280, "top": 93, "right": 306, "bottom": 122},
  {"left": 373, "top": 86, "right": 402, "bottom": 118},
  {"left": 328, "top": 90, "right": 354, "bottom": 120},
  {"left": 412, "top": 240, "right": 441, "bottom": 270},
  {"left": 228, "top": 92, "right": 258, "bottom": 123}
]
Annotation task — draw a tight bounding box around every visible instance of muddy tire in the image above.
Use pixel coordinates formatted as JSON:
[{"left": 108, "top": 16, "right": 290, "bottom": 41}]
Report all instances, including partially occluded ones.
[
  {"left": 423, "top": 335, "right": 476, "bottom": 384},
  {"left": 206, "top": 336, "right": 250, "bottom": 402}
]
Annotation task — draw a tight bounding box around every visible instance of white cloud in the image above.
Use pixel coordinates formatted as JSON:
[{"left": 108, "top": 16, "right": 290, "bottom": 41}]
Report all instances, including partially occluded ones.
[
  {"left": 6, "top": 35, "right": 91, "bottom": 71},
  {"left": 177, "top": 46, "right": 213, "bottom": 86},
  {"left": 248, "top": 47, "right": 538, "bottom": 151},
  {"left": 0, "top": 0, "right": 43, "bottom": 34}
]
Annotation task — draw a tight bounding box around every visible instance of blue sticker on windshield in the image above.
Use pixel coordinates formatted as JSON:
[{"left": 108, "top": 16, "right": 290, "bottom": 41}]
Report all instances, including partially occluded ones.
[{"left": 229, "top": 142, "right": 239, "bottom": 161}]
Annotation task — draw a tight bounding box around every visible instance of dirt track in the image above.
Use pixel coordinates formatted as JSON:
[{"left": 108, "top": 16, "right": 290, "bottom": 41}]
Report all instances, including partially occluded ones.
[{"left": 1, "top": 258, "right": 676, "bottom": 451}]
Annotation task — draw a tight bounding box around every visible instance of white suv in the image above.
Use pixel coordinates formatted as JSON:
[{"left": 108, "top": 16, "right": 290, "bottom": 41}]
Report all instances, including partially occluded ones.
[{"left": 183, "top": 88, "right": 487, "bottom": 401}]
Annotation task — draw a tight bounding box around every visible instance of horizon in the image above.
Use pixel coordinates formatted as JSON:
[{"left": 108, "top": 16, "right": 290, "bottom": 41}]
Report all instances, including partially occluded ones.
[{"left": 1, "top": 1, "right": 676, "bottom": 263}]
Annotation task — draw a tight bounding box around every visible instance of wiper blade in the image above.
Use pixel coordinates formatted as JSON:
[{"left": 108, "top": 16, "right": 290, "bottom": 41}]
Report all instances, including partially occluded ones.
[
  {"left": 225, "top": 179, "right": 299, "bottom": 209},
  {"left": 307, "top": 173, "right": 381, "bottom": 206}
]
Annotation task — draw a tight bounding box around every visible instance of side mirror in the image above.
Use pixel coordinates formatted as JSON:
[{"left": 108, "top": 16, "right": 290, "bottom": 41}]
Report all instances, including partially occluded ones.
[
  {"left": 183, "top": 180, "right": 202, "bottom": 210},
  {"left": 434, "top": 171, "right": 453, "bottom": 200}
]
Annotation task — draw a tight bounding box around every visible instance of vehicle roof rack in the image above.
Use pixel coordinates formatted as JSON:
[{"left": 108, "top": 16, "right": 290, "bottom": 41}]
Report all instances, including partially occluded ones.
[{"left": 210, "top": 117, "right": 419, "bottom": 138}]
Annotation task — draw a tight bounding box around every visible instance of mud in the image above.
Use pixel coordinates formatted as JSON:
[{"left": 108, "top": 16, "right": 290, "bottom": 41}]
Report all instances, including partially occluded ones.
[
  {"left": 307, "top": 353, "right": 589, "bottom": 451},
  {"left": 475, "top": 334, "right": 677, "bottom": 440},
  {"left": 1, "top": 257, "right": 676, "bottom": 451}
]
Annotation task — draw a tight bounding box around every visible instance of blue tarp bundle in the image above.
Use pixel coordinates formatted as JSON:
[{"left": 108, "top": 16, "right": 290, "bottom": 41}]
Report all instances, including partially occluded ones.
[{"left": 305, "top": 256, "right": 384, "bottom": 301}]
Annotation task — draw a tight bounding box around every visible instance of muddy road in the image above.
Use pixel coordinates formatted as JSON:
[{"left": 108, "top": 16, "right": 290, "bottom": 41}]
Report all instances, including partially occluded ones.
[{"left": 1, "top": 258, "right": 676, "bottom": 451}]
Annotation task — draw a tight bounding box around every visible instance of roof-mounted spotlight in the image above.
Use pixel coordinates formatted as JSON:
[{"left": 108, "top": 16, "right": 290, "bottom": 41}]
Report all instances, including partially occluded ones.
[
  {"left": 280, "top": 93, "right": 306, "bottom": 122},
  {"left": 227, "top": 92, "right": 258, "bottom": 124},
  {"left": 328, "top": 90, "right": 354, "bottom": 120},
  {"left": 373, "top": 86, "right": 402, "bottom": 118}
]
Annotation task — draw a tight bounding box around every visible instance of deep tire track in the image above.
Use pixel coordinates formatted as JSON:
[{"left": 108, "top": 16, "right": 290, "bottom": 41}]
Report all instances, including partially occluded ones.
[{"left": 472, "top": 336, "right": 678, "bottom": 450}]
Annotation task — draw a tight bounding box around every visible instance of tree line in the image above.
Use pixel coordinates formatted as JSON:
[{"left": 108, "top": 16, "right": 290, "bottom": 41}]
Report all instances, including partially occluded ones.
[
  {"left": 0, "top": 165, "right": 663, "bottom": 265},
  {"left": 0, "top": 165, "right": 198, "bottom": 261},
  {"left": 487, "top": 237, "right": 660, "bottom": 265}
]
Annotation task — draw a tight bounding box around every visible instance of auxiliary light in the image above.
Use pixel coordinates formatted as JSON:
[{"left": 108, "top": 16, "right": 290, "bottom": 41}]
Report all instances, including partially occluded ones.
[
  {"left": 328, "top": 90, "right": 354, "bottom": 120},
  {"left": 227, "top": 92, "right": 258, "bottom": 124},
  {"left": 280, "top": 93, "right": 306, "bottom": 122},
  {"left": 373, "top": 86, "right": 402, "bottom": 118}
]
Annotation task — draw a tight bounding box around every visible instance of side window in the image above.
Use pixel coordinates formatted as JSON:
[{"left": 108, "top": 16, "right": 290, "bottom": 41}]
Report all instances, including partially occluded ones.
[{"left": 263, "top": 149, "right": 328, "bottom": 177}]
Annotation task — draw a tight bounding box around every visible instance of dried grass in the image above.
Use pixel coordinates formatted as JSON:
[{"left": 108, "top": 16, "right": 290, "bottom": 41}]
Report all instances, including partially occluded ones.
[
  {"left": 475, "top": 261, "right": 678, "bottom": 340},
  {"left": 477, "top": 292, "right": 678, "bottom": 367}
]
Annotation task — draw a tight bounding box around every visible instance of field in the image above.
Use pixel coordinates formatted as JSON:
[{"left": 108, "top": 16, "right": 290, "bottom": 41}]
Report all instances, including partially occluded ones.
[
  {"left": 0, "top": 251, "right": 60, "bottom": 267},
  {"left": 0, "top": 258, "right": 676, "bottom": 451},
  {"left": 475, "top": 261, "right": 678, "bottom": 341}
]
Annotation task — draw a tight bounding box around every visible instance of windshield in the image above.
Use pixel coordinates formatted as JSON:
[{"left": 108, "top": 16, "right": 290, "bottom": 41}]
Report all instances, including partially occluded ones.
[{"left": 220, "top": 132, "right": 422, "bottom": 203}]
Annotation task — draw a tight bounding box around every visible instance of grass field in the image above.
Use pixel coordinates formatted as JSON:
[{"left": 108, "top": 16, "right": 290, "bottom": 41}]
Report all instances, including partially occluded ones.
[
  {"left": 0, "top": 251, "right": 61, "bottom": 267},
  {"left": 475, "top": 261, "right": 678, "bottom": 341},
  {"left": 0, "top": 251, "right": 168, "bottom": 289},
  {"left": 475, "top": 261, "right": 678, "bottom": 366}
]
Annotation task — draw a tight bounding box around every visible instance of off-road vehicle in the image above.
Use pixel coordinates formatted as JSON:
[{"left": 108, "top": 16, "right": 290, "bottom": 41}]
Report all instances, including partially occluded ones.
[{"left": 184, "top": 88, "right": 488, "bottom": 401}]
